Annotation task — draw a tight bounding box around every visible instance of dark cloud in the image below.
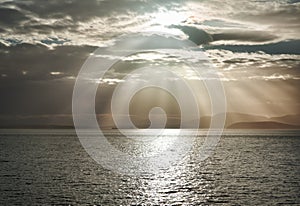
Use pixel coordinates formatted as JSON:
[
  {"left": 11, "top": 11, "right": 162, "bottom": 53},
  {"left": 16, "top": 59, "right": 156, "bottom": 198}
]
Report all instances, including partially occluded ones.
[
  {"left": 173, "top": 25, "right": 278, "bottom": 45},
  {"left": 16, "top": 18, "right": 76, "bottom": 35},
  {"left": 0, "top": 43, "right": 103, "bottom": 124},
  {"left": 0, "top": 43, "right": 96, "bottom": 81},
  {"left": 211, "top": 30, "right": 278, "bottom": 43},
  {"left": 171, "top": 25, "right": 213, "bottom": 45},
  {"left": 0, "top": 7, "right": 28, "bottom": 26}
]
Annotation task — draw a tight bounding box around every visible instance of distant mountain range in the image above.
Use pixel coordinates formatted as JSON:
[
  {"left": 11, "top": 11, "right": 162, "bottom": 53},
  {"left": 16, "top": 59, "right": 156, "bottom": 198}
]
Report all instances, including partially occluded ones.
[
  {"left": 227, "top": 121, "right": 299, "bottom": 129},
  {"left": 211, "top": 113, "right": 300, "bottom": 129},
  {"left": 0, "top": 113, "right": 299, "bottom": 129},
  {"left": 204, "top": 113, "right": 300, "bottom": 129}
]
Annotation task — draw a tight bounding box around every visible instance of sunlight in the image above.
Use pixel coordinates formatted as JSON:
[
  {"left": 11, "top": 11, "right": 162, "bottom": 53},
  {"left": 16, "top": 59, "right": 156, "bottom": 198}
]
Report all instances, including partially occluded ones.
[
  {"left": 145, "top": 11, "right": 188, "bottom": 36},
  {"left": 151, "top": 11, "right": 187, "bottom": 26}
]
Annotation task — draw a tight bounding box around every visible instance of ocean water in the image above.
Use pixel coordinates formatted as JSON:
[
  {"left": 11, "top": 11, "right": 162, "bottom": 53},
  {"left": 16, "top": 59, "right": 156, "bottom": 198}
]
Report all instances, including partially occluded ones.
[{"left": 0, "top": 129, "right": 299, "bottom": 205}]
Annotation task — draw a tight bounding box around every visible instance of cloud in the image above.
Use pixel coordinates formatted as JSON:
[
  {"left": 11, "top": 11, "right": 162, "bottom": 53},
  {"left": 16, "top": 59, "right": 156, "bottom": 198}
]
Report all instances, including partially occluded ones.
[
  {"left": 0, "top": 43, "right": 96, "bottom": 81},
  {"left": 249, "top": 73, "right": 300, "bottom": 81},
  {"left": 186, "top": 0, "right": 300, "bottom": 40},
  {"left": 204, "top": 49, "right": 300, "bottom": 82},
  {"left": 0, "top": 0, "right": 299, "bottom": 126},
  {"left": 173, "top": 25, "right": 279, "bottom": 45},
  {"left": 0, "top": 0, "right": 298, "bottom": 47},
  {"left": 0, "top": 7, "right": 28, "bottom": 26},
  {"left": 0, "top": 0, "right": 185, "bottom": 46},
  {"left": 13, "top": 0, "right": 182, "bottom": 21},
  {"left": 204, "top": 40, "right": 300, "bottom": 55},
  {"left": 170, "top": 25, "right": 213, "bottom": 45},
  {"left": 1, "top": 0, "right": 182, "bottom": 30},
  {"left": 211, "top": 30, "right": 278, "bottom": 43},
  {"left": 235, "top": 2, "right": 300, "bottom": 26}
]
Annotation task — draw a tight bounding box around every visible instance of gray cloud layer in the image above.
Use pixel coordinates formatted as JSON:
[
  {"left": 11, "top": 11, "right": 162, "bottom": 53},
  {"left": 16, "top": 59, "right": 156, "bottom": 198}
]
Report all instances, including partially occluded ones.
[{"left": 0, "top": 0, "right": 299, "bottom": 126}]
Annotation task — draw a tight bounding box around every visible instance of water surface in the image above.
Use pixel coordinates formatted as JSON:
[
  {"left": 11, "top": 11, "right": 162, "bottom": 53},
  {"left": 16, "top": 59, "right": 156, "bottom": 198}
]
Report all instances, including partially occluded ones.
[{"left": 0, "top": 129, "right": 299, "bottom": 205}]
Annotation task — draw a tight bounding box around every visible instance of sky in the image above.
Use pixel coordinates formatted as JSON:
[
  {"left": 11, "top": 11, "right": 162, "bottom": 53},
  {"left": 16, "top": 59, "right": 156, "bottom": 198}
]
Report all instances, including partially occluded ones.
[{"left": 0, "top": 0, "right": 299, "bottom": 128}]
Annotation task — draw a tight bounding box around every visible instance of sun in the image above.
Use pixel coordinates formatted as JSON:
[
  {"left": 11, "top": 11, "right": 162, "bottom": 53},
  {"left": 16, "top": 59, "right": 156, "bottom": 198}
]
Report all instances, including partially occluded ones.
[
  {"left": 145, "top": 11, "right": 187, "bottom": 36},
  {"left": 151, "top": 11, "right": 187, "bottom": 26}
]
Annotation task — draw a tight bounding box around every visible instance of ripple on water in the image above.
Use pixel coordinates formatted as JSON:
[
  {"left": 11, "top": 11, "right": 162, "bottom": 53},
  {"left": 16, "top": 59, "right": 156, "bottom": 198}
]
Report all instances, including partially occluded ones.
[{"left": 0, "top": 130, "right": 299, "bottom": 205}]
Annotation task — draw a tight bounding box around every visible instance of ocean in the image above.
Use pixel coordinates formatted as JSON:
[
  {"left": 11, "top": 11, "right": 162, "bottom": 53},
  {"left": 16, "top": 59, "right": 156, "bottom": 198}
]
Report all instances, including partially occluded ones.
[{"left": 0, "top": 129, "right": 299, "bottom": 205}]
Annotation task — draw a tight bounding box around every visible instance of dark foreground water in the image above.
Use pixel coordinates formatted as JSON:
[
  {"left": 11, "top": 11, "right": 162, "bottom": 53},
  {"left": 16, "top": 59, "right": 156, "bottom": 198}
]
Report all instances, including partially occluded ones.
[{"left": 0, "top": 129, "right": 299, "bottom": 205}]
